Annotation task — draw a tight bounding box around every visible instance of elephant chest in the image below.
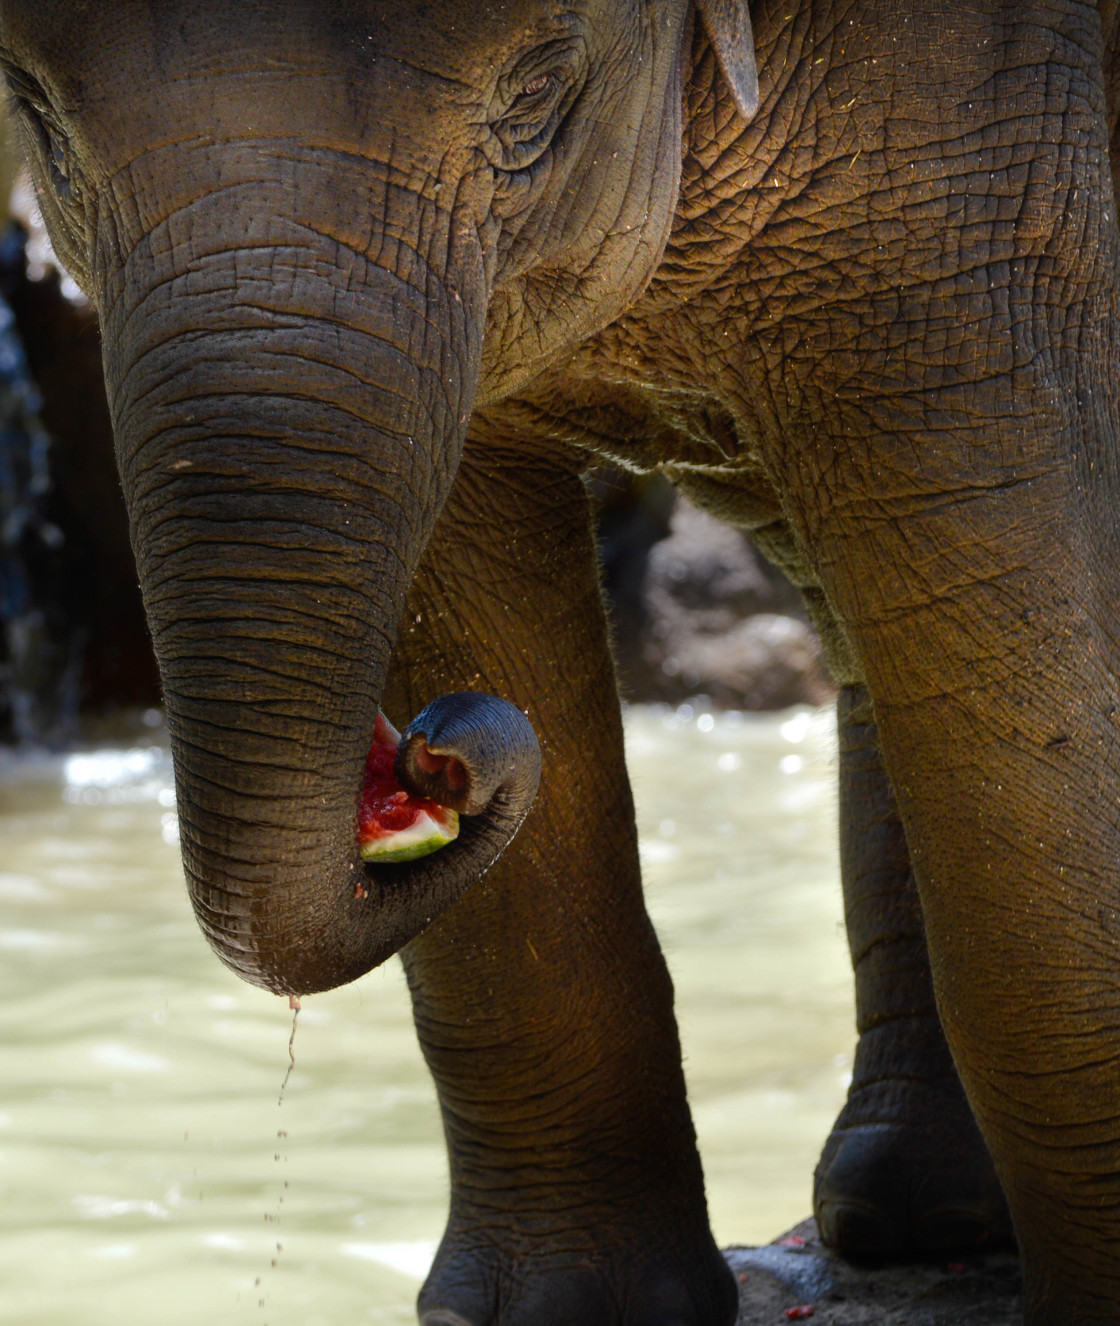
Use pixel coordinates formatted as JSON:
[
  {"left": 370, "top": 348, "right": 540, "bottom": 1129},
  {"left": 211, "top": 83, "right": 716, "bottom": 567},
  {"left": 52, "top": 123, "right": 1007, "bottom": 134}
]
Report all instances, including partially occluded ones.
[{"left": 490, "top": 333, "right": 791, "bottom": 536}]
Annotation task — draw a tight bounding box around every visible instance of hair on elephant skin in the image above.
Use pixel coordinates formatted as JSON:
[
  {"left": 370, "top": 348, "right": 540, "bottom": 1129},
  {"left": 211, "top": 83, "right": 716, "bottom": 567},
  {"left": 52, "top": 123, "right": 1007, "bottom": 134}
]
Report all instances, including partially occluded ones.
[{"left": 3, "top": 2, "right": 1120, "bottom": 1322}]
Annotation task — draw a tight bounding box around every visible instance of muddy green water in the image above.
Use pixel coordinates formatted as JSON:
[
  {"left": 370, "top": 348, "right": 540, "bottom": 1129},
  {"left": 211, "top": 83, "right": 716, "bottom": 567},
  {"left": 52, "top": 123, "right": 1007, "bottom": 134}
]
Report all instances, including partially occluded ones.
[{"left": 0, "top": 704, "right": 852, "bottom": 1325}]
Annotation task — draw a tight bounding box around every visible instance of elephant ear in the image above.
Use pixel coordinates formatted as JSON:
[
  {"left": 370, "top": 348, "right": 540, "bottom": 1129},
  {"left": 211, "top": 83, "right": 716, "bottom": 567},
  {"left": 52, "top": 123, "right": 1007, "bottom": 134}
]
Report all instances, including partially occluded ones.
[{"left": 694, "top": 0, "right": 759, "bottom": 120}]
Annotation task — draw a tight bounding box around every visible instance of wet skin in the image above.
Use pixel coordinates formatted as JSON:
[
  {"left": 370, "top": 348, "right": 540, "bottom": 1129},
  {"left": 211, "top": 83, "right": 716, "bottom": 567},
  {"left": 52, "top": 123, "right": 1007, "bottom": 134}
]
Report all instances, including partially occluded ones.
[{"left": 4, "top": 2, "right": 1120, "bottom": 1321}]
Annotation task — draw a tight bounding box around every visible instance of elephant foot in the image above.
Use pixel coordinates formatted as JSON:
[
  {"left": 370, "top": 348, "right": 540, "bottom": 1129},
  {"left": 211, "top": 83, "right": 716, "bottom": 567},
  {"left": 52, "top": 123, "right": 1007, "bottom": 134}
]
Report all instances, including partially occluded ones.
[
  {"left": 416, "top": 1217, "right": 739, "bottom": 1326},
  {"left": 814, "top": 1018, "right": 1015, "bottom": 1260}
]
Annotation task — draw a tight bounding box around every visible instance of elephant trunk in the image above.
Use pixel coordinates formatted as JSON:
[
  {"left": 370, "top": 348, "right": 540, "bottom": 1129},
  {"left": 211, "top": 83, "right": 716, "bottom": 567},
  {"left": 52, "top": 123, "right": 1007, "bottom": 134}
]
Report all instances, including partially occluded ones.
[{"left": 99, "top": 207, "right": 537, "bottom": 995}]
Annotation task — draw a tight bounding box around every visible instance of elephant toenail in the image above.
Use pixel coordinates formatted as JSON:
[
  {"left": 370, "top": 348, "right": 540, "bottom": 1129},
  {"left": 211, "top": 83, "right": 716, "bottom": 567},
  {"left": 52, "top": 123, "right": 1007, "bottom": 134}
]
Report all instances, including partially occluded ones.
[{"left": 420, "top": 1312, "right": 475, "bottom": 1326}]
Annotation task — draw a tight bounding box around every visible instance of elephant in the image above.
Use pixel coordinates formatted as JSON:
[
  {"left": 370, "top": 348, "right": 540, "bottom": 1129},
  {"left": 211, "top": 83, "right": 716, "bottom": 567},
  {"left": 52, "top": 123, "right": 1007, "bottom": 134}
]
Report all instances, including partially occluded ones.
[{"left": 3, "top": 0, "right": 1120, "bottom": 1321}]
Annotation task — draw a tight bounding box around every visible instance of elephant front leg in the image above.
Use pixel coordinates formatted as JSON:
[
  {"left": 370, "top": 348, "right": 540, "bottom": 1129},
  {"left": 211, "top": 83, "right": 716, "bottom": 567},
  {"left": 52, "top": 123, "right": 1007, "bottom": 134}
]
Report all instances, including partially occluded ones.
[
  {"left": 811, "top": 520, "right": 1120, "bottom": 1320},
  {"left": 777, "top": 340, "right": 1120, "bottom": 1319},
  {"left": 814, "top": 685, "right": 1013, "bottom": 1257},
  {"left": 748, "top": 13, "right": 1120, "bottom": 1309},
  {"left": 381, "top": 446, "right": 737, "bottom": 1326}
]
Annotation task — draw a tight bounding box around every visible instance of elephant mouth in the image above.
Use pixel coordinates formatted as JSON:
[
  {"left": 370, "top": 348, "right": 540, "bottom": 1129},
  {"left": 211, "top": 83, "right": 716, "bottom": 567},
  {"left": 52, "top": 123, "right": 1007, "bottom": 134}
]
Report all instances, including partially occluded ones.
[{"left": 177, "top": 692, "right": 540, "bottom": 996}]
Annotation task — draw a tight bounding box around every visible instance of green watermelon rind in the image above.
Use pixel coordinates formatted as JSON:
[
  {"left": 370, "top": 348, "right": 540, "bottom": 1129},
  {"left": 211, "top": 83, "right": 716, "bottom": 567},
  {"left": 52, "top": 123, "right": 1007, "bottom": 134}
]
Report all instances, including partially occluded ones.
[{"left": 359, "top": 806, "right": 459, "bottom": 863}]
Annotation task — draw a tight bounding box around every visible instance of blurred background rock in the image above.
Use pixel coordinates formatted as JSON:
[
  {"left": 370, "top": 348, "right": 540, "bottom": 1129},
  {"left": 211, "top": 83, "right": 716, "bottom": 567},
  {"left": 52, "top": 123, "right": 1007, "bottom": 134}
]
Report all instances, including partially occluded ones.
[
  {"left": 0, "top": 107, "right": 159, "bottom": 744},
  {"left": 590, "top": 469, "right": 833, "bottom": 710},
  {"left": 0, "top": 105, "right": 829, "bottom": 746}
]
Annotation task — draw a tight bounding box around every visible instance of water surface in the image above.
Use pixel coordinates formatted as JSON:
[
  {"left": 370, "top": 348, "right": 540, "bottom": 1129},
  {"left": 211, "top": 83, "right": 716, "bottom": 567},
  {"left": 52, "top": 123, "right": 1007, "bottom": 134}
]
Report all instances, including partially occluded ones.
[{"left": 0, "top": 704, "right": 853, "bottom": 1324}]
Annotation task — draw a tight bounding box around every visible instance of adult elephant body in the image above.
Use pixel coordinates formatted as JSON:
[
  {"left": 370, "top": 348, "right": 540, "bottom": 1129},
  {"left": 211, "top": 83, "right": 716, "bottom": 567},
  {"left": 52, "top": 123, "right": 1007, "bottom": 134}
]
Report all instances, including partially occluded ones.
[{"left": 4, "top": 2, "right": 1119, "bottom": 1322}]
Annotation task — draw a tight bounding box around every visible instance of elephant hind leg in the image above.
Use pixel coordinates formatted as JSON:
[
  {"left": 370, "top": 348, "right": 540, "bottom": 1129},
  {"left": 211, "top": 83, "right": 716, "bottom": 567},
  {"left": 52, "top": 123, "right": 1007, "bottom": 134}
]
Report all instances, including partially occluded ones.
[{"left": 814, "top": 686, "right": 1014, "bottom": 1260}]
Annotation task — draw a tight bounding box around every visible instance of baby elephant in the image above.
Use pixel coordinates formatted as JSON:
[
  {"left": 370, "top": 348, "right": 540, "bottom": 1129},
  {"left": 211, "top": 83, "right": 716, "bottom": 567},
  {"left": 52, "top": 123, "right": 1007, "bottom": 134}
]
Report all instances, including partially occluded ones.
[{"left": 4, "top": 1, "right": 1120, "bottom": 1322}]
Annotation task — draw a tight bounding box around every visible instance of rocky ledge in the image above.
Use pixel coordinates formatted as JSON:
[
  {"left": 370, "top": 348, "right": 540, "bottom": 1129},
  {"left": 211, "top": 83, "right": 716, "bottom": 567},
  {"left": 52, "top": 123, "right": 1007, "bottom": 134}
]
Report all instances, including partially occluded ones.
[{"left": 729, "top": 1219, "right": 1022, "bottom": 1325}]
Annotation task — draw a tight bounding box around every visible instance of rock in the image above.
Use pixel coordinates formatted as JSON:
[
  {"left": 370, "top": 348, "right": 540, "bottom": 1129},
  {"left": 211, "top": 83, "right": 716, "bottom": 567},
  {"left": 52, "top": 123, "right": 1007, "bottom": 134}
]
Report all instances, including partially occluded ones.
[
  {"left": 644, "top": 497, "right": 804, "bottom": 627},
  {"left": 592, "top": 471, "right": 835, "bottom": 709},
  {"left": 0, "top": 228, "right": 86, "bottom": 745},
  {"left": 654, "top": 612, "right": 828, "bottom": 711},
  {"left": 727, "top": 1219, "right": 1023, "bottom": 1325},
  {"left": 0, "top": 189, "right": 160, "bottom": 741}
]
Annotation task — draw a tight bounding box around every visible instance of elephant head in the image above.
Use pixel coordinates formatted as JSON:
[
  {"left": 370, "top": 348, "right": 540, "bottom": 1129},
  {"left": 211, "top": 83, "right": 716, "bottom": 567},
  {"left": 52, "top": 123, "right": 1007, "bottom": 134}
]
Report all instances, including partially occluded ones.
[{"left": 0, "top": 0, "right": 756, "bottom": 995}]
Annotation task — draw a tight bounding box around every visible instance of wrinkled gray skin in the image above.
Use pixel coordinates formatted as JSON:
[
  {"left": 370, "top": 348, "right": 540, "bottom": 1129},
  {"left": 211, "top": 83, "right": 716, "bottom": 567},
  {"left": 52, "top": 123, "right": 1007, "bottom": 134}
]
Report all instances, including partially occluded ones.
[{"left": 4, "top": 2, "right": 1120, "bottom": 1322}]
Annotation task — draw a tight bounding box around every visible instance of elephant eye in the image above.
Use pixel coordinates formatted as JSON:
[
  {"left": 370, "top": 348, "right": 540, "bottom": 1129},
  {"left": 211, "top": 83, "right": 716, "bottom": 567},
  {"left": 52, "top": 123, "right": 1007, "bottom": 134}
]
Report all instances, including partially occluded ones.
[{"left": 490, "top": 42, "right": 583, "bottom": 179}]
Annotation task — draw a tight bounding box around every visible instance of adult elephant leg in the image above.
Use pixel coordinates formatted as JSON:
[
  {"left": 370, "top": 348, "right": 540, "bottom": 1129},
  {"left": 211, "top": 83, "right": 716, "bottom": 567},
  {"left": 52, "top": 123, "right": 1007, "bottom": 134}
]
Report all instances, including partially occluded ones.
[
  {"left": 814, "top": 684, "right": 1012, "bottom": 1257},
  {"left": 777, "top": 252, "right": 1120, "bottom": 1322},
  {"left": 740, "top": 9, "right": 1120, "bottom": 1315},
  {"left": 795, "top": 449, "right": 1120, "bottom": 1320},
  {"left": 380, "top": 443, "right": 737, "bottom": 1326}
]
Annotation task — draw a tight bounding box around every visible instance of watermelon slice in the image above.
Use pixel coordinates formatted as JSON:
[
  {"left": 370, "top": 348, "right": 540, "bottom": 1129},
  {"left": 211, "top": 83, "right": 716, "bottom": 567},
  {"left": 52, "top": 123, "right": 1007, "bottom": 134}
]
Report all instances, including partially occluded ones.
[{"left": 358, "top": 712, "right": 459, "bottom": 863}]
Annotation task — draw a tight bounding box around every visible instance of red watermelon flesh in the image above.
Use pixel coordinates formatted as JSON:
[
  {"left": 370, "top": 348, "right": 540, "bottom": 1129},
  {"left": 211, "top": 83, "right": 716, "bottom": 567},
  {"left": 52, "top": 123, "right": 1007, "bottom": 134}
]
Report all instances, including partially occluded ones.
[{"left": 358, "top": 712, "right": 459, "bottom": 863}]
